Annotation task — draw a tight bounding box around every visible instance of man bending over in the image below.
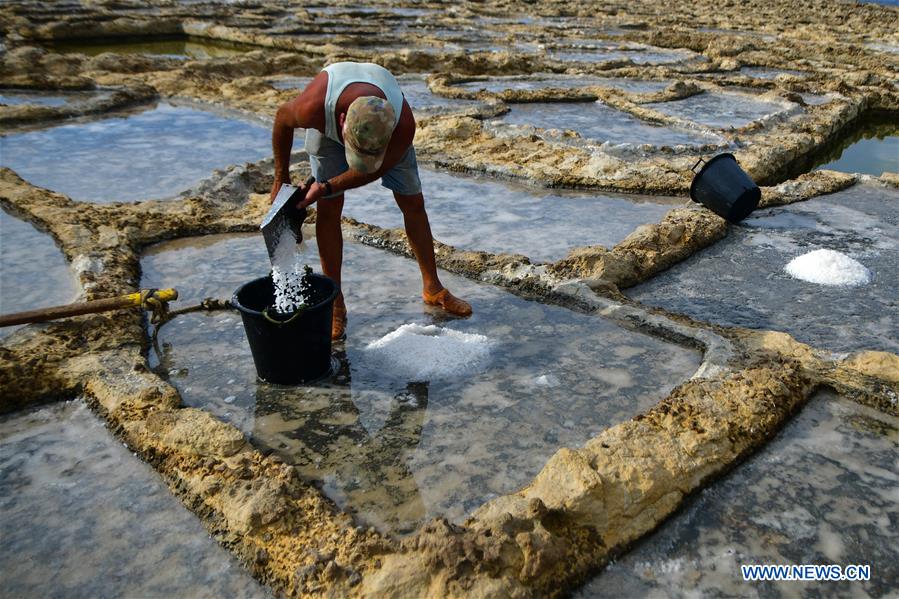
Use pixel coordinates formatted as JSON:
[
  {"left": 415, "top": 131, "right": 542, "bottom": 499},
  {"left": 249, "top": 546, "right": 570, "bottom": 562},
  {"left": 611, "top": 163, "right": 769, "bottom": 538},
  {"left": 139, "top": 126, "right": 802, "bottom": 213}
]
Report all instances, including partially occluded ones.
[{"left": 270, "top": 61, "right": 472, "bottom": 340}]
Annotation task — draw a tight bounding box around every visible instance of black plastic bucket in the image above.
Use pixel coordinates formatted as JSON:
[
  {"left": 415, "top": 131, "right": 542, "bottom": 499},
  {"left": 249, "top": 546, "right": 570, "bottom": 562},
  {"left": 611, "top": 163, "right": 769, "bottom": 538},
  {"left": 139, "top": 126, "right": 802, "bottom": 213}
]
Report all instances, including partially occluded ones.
[
  {"left": 690, "top": 153, "right": 760, "bottom": 223},
  {"left": 232, "top": 274, "right": 338, "bottom": 385}
]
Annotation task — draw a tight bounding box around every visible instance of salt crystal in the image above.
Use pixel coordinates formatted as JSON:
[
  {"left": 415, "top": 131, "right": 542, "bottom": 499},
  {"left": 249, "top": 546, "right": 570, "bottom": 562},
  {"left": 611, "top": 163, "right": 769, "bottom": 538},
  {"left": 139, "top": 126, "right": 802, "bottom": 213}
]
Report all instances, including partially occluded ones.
[
  {"left": 363, "top": 323, "right": 493, "bottom": 380},
  {"left": 784, "top": 249, "right": 872, "bottom": 287},
  {"left": 270, "top": 225, "right": 313, "bottom": 313},
  {"left": 534, "top": 374, "right": 560, "bottom": 387}
]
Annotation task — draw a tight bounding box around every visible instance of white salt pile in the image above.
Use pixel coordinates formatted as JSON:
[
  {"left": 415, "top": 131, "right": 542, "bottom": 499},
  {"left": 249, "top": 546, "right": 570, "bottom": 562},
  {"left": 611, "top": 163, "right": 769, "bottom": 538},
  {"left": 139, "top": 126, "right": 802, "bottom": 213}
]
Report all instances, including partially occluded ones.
[
  {"left": 784, "top": 249, "right": 872, "bottom": 287},
  {"left": 534, "top": 374, "right": 560, "bottom": 387},
  {"left": 270, "top": 226, "right": 312, "bottom": 313},
  {"left": 363, "top": 323, "right": 493, "bottom": 381}
]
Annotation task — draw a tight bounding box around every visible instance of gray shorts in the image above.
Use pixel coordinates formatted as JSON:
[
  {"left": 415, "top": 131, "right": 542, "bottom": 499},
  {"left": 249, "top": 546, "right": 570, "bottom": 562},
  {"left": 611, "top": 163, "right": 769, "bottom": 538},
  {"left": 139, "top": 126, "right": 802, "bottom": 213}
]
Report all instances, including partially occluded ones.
[{"left": 304, "top": 128, "right": 422, "bottom": 198}]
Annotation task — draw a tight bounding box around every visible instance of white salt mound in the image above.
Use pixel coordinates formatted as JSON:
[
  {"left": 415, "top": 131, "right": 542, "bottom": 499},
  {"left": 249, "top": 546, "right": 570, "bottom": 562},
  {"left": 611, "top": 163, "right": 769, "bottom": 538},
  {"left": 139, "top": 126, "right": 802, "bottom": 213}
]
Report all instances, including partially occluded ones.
[
  {"left": 784, "top": 249, "right": 872, "bottom": 287},
  {"left": 364, "top": 323, "right": 493, "bottom": 381}
]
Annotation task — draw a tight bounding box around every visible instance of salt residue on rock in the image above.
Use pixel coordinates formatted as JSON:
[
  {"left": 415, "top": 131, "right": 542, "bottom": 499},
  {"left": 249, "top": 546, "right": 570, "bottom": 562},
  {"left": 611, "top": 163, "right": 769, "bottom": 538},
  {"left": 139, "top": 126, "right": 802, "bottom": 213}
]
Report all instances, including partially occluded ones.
[
  {"left": 270, "top": 226, "right": 312, "bottom": 313},
  {"left": 363, "top": 323, "right": 493, "bottom": 381},
  {"left": 784, "top": 248, "right": 872, "bottom": 287}
]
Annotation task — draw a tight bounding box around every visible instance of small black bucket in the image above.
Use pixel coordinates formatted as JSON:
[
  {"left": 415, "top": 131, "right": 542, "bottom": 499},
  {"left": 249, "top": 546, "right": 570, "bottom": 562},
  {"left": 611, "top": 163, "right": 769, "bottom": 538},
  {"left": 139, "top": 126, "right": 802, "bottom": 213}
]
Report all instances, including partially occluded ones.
[
  {"left": 690, "top": 153, "right": 760, "bottom": 223},
  {"left": 232, "top": 274, "right": 338, "bottom": 385}
]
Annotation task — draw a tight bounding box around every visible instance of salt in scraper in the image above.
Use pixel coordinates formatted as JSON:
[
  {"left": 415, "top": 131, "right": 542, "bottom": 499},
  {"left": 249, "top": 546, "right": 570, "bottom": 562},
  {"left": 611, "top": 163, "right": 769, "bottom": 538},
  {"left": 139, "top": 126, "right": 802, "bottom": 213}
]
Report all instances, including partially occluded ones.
[{"left": 261, "top": 175, "right": 315, "bottom": 263}]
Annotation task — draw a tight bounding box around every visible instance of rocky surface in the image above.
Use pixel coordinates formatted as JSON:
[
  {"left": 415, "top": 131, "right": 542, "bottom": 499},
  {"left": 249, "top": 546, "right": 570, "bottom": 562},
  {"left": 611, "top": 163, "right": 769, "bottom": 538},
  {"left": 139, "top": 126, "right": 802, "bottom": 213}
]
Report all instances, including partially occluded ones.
[{"left": 1, "top": 0, "right": 897, "bottom": 596}]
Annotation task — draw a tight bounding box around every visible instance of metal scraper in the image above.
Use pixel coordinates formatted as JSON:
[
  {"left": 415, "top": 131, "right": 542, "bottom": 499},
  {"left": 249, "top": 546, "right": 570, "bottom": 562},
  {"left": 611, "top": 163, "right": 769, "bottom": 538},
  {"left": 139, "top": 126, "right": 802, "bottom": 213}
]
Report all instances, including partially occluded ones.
[{"left": 261, "top": 176, "right": 315, "bottom": 263}]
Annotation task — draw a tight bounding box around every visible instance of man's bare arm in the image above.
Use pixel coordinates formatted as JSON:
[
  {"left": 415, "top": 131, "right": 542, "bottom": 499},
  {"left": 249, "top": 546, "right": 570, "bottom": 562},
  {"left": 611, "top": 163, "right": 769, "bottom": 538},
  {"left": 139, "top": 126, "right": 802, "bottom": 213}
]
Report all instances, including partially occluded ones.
[
  {"left": 298, "top": 103, "right": 416, "bottom": 207},
  {"left": 270, "top": 74, "right": 326, "bottom": 201}
]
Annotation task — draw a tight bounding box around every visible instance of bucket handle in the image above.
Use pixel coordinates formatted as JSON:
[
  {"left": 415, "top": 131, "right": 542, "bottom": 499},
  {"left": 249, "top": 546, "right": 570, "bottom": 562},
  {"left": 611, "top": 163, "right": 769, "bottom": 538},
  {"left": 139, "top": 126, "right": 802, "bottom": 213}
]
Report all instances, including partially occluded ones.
[
  {"left": 262, "top": 306, "right": 306, "bottom": 326},
  {"left": 690, "top": 157, "right": 706, "bottom": 173}
]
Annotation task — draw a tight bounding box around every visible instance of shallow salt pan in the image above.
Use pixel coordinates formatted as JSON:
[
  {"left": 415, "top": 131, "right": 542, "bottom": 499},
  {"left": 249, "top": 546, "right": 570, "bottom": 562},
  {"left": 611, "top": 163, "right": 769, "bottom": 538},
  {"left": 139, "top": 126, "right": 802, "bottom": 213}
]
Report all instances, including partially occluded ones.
[
  {"left": 646, "top": 90, "right": 797, "bottom": 129},
  {"left": 141, "top": 232, "right": 701, "bottom": 534},
  {"left": 576, "top": 390, "right": 898, "bottom": 598},
  {"left": 784, "top": 249, "right": 872, "bottom": 286},
  {"left": 454, "top": 75, "right": 672, "bottom": 94},
  {"left": 268, "top": 76, "right": 313, "bottom": 91},
  {"left": 0, "top": 400, "right": 268, "bottom": 597},
  {"left": 549, "top": 43, "right": 699, "bottom": 65},
  {"left": 739, "top": 66, "right": 807, "bottom": 79},
  {"left": 397, "top": 77, "right": 484, "bottom": 116},
  {"left": 628, "top": 183, "right": 899, "bottom": 353},
  {"left": 499, "top": 101, "right": 725, "bottom": 148},
  {"left": 0, "top": 89, "right": 106, "bottom": 107},
  {"left": 0, "top": 208, "right": 79, "bottom": 338},
  {"left": 813, "top": 116, "right": 899, "bottom": 176},
  {"left": 0, "top": 101, "right": 271, "bottom": 202},
  {"left": 340, "top": 167, "right": 682, "bottom": 262}
]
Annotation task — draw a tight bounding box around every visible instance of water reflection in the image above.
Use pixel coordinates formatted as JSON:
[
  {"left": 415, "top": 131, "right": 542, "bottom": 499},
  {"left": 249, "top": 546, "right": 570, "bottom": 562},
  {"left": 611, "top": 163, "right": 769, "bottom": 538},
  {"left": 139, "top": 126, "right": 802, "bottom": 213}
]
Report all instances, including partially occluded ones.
[
  {"left": 785, "top": 113, "right": 899, "bottom": 178},
  {"left": 143, "top": 232, "right": 702, "bottom": 535},
  {"left": 254, "top": 353, "right": 431, "bottom": 534}
]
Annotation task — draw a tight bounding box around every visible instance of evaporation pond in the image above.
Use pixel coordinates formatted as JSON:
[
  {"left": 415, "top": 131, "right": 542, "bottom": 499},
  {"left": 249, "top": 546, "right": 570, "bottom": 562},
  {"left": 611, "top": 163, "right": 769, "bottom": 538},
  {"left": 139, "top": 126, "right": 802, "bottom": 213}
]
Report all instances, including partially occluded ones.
[
  {"left": 0, "top": 89, "right": 105, "bottom": 107},
  {"left": 396, "top": 78, "right": 483, "bottom": 116},
  {"left": 0, "top": 208, "right": 79, "bottom": 339},
  {"left": 141, "top": 232, "right": 700, "bottom": 535},
  {"left": 577, "top": 390, "right": 898, "bottom": 598},
  {"left": 813, "top": 116, "right": 899, "bottom": 177},
  {"left": 739, "top": 66, "right": 807, "bottom": 80},
  {"left": 500, "top": 101, "right": 725, "bottom": 147},
  {"left": 340, "top": 168, "right": 681, "bottom": 262},
  {"left": 0, "top": 400, "right": 269, "bottom": 598},
  {"left": 549, "top": 44, "right": 697, "bottom": 65},
  {"left": 45, "top": 38, "right": 253, "bottom": 59},
  {"left": 268, "top": 76, "right": 312, "bottom": 91},
  {"left": 629, "top": 183, "right": 899, "bottom": 354},
  {"left": 0, "top": 101, "right": 270, "bottom": 202},
  {"left": 645, "top": 90, "right": 797, "bottom": 129},
  {"left": 455, "top": 75, "right": 671, "bottom": 94}
]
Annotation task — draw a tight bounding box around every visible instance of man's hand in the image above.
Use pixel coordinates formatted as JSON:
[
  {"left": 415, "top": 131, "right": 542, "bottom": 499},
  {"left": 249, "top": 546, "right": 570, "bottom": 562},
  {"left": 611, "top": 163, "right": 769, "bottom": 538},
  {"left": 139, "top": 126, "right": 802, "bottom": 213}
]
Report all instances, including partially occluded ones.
[
  {"left": 297, "top": 181, "right": 328, "bottom": 209},
  {"left": 270, "top": 179, "right": 288, "bottom": 204}
]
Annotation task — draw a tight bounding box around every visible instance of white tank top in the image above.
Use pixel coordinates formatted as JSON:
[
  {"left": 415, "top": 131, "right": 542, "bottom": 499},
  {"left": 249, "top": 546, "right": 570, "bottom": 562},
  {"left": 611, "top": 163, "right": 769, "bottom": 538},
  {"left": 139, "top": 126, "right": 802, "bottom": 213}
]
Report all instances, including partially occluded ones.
[{"left": 322, "top": 62, "right": 404, "bottom": 145}]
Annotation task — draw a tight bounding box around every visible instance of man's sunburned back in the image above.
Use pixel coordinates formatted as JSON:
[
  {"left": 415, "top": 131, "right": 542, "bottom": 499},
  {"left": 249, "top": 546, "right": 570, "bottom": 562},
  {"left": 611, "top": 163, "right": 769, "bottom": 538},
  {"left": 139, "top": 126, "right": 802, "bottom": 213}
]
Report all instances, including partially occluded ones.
[{"left": 291, "top": 70, "right": 415, "bottom": 150}]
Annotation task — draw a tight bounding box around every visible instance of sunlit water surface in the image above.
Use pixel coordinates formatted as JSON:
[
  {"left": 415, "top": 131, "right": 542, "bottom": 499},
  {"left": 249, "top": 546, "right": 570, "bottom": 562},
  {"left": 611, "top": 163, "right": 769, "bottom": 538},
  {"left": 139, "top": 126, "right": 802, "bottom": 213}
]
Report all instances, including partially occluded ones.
[
  {"left": 629, "top": 183, "right": 899, "bottom": 353},
  {"left": 0, "top": 208, "right": 79, "bottom": 338},
  {"left": 577, "top": 390, "right": 898, "bottom": 598},
  {"left": 0, "top": 101, "right": 271, "bottom": 202},
  {"left": 0, "top": 400, "right": 269, "bottom": 598},
  {"left": 142, "top": 232, "right": 701, "bottom": 534}
]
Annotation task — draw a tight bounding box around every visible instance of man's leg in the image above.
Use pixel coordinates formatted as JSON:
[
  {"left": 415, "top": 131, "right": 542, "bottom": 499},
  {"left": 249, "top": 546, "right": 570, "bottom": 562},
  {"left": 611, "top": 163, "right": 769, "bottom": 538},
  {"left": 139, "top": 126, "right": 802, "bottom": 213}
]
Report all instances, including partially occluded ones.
[
  {"left": 393, "top": 192, "right": 441, "bottom": 296},
  {"left": 316, "top": 193, "right": 347, "bottom": 339},
  {"left": 305, "top": 128, "right": 350, "bottom": 339},
  {"left": 394, "top": 191, "right": 471, "bottom": 317}
]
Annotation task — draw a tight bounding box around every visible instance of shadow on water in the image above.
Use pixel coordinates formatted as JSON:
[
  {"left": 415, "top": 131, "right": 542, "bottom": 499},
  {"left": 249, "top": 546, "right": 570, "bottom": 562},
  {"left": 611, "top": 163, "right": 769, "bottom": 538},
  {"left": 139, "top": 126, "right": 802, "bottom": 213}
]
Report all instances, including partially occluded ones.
[
  {"left": 251, "top": 351, "right": 432, "bottom": 535},
  {"left": 143, "top": 232, "right": 702, "bottom": 535},
  {"left": 766, "top": 112, "right": 899, "bottom": 183}
]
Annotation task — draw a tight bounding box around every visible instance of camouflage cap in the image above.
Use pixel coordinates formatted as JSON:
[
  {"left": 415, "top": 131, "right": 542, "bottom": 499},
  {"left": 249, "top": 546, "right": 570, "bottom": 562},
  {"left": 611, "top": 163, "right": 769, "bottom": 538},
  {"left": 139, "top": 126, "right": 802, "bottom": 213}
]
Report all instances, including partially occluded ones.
[{"left": 343, "top": 96, "right": 396, "bottom": 174}]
